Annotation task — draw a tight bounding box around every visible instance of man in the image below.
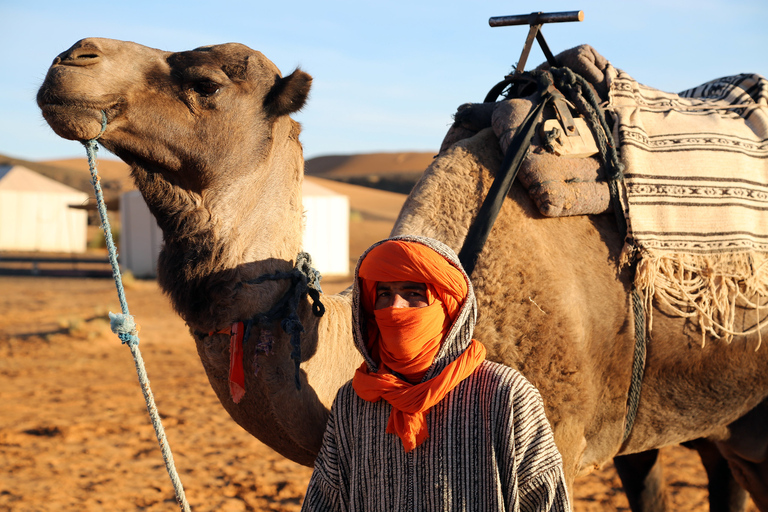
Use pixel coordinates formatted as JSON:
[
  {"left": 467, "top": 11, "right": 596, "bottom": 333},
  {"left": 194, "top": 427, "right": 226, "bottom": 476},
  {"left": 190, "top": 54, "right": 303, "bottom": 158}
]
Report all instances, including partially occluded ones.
[{"left": 302, "top": 235, "right": 570, "bottom": 511}]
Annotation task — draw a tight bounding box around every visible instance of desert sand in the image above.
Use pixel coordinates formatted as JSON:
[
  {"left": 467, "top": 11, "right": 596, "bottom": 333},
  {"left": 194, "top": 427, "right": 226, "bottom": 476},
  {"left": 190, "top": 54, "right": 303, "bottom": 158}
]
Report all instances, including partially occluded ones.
[
  {"left": 0, "top": 157, "right": 758, "bottom": 510},
  {"left": 0, "top": 253, "right": 758, "bottom": 511}
]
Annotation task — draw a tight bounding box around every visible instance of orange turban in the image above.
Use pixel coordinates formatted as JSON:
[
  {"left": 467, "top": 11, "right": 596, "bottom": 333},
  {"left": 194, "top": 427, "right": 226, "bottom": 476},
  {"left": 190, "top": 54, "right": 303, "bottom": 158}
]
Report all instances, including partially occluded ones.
[{"left": 352, "top": 239, "right": 486, "bottom": 452}]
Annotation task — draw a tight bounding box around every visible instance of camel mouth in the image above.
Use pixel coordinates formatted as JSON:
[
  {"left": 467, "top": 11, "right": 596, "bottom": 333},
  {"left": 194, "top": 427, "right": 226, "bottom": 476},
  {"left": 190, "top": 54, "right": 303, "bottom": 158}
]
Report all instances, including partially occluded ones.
[{"left": 40, "top": 102, "right": 116, "bottom": 142}]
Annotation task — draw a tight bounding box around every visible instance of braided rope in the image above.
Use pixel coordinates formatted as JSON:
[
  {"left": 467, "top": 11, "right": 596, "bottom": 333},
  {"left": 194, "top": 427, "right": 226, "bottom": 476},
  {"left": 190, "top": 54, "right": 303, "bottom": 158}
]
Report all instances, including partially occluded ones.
[
  {"left": 548, "top": 67, "right": 624, "bottom": 180},
  {"left": 84, "top": 112, "right": 191, "bottom": 512},
  {"left": 506, "top": 69, "right": 645, "bottom": 443},
  {"left": 624, "top": 289, "right": 647, "bottom": 442},
  {"left": 547, "top": 67, "right": 629, "bottom": 239},
  {"left": 545, "top": 67, "right": 646, "bottom": 442}
]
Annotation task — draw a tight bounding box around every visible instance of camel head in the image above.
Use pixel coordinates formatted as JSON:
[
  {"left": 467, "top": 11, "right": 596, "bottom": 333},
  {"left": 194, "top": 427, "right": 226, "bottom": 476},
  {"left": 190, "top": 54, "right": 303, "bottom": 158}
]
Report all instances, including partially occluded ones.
[
  {"left": 37, "top": 40, "right": 362, "bottom": 461},
  {"left": 38, "top": 38, "right": 316, "bottom": 332},
  {"left": 37, "top": 38, "right": 312, "bottom": 192}
]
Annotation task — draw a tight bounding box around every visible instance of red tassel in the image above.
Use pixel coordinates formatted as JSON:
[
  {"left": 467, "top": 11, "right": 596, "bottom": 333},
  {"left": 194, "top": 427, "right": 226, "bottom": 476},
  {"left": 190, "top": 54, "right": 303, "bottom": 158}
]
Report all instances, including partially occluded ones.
[{"left": 228, "top": 322, "right": 246, "bottom": 403}]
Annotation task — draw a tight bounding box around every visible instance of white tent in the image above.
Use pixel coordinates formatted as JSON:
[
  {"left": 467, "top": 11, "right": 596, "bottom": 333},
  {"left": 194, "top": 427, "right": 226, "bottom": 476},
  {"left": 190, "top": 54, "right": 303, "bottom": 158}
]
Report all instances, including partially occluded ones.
[
  {"left": 302, "top": 178, "right": 350, "bottom": 276},
  {"left": 119, "top": 189, "right": 163, "bottom": 278},
  {"left": 0, "top": 165, "right": 89, "bottom": 253},
  {"left": 120, "top": 177, "right": 350, "bottom": 278}
]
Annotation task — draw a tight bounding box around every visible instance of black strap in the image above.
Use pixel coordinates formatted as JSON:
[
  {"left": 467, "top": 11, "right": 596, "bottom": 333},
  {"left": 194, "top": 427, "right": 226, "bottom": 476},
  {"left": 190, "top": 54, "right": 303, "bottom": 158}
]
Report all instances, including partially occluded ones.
[
  {"left": 463, "top": 66, "right": 646, "bottom": 444},
  {"left": 458, "top": 90, "right": 551, "bottom": 275},
  {"left": 484, "top": 78, "right": 514, "bottom": 103}
]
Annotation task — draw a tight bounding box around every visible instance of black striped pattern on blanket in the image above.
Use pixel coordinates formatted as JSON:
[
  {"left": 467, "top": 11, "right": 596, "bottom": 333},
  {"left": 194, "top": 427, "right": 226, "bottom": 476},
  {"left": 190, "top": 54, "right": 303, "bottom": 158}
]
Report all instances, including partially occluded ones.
[
  {"left": 608, "top": 67, "right": 768, "bottom": 343},
  {"left": 611, "top": 70, "right": 768, "bottom": 255}
]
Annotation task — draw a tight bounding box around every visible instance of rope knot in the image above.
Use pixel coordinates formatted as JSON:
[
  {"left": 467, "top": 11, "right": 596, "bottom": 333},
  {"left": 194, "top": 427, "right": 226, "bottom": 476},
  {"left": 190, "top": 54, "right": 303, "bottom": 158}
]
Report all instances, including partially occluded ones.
[{"left": 109, "top": 312, "right": 140, "bottom": 346}]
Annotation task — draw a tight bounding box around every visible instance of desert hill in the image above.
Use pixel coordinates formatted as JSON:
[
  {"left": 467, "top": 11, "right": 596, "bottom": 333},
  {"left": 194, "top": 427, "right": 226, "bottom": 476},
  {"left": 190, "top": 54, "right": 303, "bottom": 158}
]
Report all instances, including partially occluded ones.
[
  {"left": 1, "top": 150, "right": 434, "bottom": 199},
  {"left": 307, "top": 176, "right": 406, "bottom": 222},
  {"left": 0, "top": 153, "right": 131, "bottom": 205},
  {"left": 0, "top": 152, "right": 414, "bottom": 235},
  {"left": 305, "top": 151, "right": 434, "bottom": 177},
  {"left": 41, "top": 157, "right": 132, "bottom": 185},
  {"left": 304, "top": 152, "right": 434, "bottom": 194}
]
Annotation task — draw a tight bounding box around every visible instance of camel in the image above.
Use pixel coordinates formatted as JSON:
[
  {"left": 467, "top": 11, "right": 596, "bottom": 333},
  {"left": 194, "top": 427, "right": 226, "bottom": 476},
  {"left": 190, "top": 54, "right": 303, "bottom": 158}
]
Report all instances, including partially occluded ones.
[{"left": 37, "top": 38, "right": 768, "bottom": 508}]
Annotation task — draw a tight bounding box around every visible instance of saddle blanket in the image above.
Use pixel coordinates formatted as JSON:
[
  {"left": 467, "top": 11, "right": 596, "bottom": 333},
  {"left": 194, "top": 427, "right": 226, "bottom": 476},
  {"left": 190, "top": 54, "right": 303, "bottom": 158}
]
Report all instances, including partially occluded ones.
[{"left": 609, "top": 68, "right": 768, "bottom": 343}]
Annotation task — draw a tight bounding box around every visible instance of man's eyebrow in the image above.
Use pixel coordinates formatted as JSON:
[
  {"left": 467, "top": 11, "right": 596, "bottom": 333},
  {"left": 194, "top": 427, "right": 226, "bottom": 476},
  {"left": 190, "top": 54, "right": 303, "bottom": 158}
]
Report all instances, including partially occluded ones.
[{"left": 374, "top": 282, "right": 426, "bottom": 291}]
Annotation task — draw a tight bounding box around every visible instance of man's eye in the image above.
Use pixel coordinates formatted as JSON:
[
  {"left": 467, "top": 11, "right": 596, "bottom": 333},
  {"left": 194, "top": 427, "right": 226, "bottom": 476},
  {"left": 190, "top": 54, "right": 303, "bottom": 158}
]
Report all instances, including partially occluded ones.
[{"left": 193, "top": 81, "right": 220, "bottom": 97}]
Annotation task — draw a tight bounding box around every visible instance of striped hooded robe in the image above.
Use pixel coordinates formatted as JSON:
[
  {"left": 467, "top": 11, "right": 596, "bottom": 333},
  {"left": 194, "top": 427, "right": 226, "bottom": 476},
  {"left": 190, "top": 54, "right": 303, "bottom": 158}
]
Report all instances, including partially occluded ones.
[{"left": 302, "top": 235, "right": 570, "bottom": 511}]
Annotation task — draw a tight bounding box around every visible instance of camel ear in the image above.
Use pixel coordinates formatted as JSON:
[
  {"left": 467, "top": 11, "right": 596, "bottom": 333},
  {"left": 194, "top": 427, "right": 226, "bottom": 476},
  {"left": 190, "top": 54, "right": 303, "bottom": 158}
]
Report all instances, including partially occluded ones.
[{"left": 264, "top": 69, "right": 312, "bottom": 117}]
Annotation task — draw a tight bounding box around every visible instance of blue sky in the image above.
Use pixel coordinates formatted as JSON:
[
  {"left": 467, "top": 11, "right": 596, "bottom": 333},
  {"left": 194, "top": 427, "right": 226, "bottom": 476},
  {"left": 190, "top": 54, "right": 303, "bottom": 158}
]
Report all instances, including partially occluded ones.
[{"left": 1, "top": 0, "right": 766, "bottom": 162}]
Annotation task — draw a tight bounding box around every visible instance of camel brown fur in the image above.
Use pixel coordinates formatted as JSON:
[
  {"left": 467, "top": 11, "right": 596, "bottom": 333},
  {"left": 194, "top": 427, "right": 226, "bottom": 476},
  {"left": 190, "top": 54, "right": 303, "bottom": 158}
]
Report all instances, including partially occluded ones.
[
  {"left": 38, "top": 39, "right": 768, "bottom": 502},
  {"left": 38, "top": 38, "right": 360, "bottom": 466}
]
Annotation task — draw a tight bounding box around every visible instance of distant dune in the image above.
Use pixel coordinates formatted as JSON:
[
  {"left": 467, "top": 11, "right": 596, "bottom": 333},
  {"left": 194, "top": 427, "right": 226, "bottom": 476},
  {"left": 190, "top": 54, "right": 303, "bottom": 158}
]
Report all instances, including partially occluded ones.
[
  {"left": 306, "top": 176, "right": 406, "bottom": 222},
  {"left": 2, "top": 148, "right": 436, "bottom": 199},
  {"left": 44, "top": 157, "right": 131, "bottom": 181},
  {"left": 1, "top": 153, "right": 131, "bottom": 202},
  {"left": 305, "top": 152, "right": 435, "bottom": 178},
  {"left": 305, "top": 152, "right": 435, "bottom": 195}
]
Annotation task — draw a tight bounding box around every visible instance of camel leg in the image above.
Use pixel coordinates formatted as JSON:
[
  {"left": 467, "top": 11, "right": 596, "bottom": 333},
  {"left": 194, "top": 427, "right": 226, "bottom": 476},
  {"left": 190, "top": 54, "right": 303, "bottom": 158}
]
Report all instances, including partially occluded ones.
[
  {"left": 716, "top": 400, "right": 768, "bottom": 511},
  {"left": 726, "top": 457, "right": 768, "bottom": 511},
  {"left": 615, "top": 441, "right": 747, "bottom": 512},
  {"left": 619, "top": 397, "right": 768, "bottom": 512},
  {"left": 614, "top": 450, "right": 668, "bottom": 512},
  {"left": 683, "top": 438, "right": 748, "bottom": 512}
]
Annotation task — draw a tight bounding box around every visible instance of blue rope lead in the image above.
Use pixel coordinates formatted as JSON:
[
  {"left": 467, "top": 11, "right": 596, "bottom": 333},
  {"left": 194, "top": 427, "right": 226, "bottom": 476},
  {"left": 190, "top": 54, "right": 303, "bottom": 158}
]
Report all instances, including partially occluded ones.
[{"left": 84, "top": 112, "right": 191, "bottom": 512}]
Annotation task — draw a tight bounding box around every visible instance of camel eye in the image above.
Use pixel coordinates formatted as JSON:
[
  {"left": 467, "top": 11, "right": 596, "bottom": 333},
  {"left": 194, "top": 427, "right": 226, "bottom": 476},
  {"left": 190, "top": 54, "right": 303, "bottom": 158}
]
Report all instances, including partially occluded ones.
[{"left": 193, "top": 80, "right": 220, "bottom": 97}]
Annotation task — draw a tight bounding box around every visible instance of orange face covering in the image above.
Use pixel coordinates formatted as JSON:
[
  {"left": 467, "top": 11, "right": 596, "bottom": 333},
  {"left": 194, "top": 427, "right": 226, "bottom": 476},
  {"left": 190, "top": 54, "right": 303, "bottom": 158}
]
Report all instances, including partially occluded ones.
[
  {"left": 352, "top": 240, "right": 487, "bottom": 452},
  {"left": 373, "top": 302, "right": 447, "bottom": 381}
]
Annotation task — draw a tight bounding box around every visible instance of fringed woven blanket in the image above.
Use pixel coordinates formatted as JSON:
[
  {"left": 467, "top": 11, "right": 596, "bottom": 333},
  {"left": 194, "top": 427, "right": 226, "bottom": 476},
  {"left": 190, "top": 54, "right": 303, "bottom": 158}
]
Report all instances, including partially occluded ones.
[{"left": 609, "top": 68, "right": 768, "bottom": 345}]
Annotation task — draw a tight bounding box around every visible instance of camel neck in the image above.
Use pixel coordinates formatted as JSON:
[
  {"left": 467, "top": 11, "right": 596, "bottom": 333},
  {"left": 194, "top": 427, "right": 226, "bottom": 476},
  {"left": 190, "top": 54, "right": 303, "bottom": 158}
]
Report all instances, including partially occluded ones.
[{"left": 130, "top": 118, "right": 307, "bottom": 332}]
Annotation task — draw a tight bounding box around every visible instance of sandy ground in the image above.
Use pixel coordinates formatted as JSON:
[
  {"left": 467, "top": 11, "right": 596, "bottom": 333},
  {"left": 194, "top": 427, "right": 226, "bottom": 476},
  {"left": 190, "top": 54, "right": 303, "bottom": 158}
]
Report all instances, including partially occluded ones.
[
  {"left": 2, "top": 271, "right": 758, "bottom": 512},
  {"left": 0, "top": 198, "right": 759, "bottom": 510},
  {"left": 1, "top": 274, "right": 759, "bottom": 511}
]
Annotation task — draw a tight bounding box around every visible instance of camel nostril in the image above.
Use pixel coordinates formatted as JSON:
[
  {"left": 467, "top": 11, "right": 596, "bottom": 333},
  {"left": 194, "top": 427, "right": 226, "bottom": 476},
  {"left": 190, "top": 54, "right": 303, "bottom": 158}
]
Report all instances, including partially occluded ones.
[
  {"left": 58, "top": 50, "right": 101, "bottom": 67},
  {"left": 57, "top": 41, "right": 103, "bottom": 66},
  {"left": 66, "top": 49, "right": 101, "bottom": 62}
]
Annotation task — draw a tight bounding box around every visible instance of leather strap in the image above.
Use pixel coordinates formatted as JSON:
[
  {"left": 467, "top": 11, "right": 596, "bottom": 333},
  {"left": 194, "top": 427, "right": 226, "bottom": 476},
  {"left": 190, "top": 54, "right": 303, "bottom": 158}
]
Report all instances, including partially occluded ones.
[{"left": 458, "top": 88, "right": 552, "bottom": 275}]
